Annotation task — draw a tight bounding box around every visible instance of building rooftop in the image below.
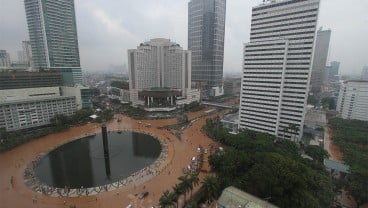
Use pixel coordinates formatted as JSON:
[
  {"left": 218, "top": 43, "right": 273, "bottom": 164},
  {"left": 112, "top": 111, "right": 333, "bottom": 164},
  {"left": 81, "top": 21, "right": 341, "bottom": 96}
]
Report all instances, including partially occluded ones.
[{"left": 217, "top": 186, "right": 279, "bottom": 208}]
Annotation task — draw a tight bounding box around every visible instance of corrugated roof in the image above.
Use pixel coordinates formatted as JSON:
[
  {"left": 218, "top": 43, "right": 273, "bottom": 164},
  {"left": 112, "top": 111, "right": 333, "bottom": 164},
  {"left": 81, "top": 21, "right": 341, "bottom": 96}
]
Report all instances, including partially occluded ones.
[{"left": 217, "top": 186, "right": 279, "bottom": 208}]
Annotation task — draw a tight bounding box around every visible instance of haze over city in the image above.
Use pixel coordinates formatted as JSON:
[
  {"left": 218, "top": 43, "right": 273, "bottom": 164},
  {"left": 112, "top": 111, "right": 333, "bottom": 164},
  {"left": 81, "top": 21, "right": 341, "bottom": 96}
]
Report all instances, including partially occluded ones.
[
  {"left": 1, "top": 0, "right": 367, "bottom": 75},
  {"left": 1, "top": 0, "right": 368, "bottom": 207}
]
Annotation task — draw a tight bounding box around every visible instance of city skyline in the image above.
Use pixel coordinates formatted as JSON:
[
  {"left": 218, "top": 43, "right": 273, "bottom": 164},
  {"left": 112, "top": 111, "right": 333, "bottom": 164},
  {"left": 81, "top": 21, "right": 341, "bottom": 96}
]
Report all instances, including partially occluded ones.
[{"left": 0, "top": 0, "right": 367, "bottom": 75}]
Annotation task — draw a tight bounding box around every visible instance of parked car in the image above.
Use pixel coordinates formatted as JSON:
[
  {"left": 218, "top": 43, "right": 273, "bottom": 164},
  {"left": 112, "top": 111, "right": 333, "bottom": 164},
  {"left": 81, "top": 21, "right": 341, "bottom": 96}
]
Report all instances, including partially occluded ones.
[{"left": 138, "top": 191, "right": 149, "bottom": 199}]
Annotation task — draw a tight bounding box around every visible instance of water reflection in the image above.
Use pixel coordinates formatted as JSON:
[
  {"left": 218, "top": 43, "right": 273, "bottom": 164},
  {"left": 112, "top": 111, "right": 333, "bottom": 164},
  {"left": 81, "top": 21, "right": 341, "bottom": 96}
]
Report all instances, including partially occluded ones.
[{"left": 34, "top": 132, "right": 161, "bottom": 188}]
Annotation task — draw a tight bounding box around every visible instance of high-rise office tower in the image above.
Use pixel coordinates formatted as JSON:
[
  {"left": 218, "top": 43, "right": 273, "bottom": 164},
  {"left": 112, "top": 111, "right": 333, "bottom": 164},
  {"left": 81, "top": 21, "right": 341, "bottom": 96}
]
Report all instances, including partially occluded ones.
[
  {"left": 188, "top": 0, "right": 226, "bottom": 97},
  {"left": 22, "top": 40, "right": 34, "bottom": 68},
  {"left": 310, "top": 28, "right": 331, "bottom": 93},
  {"left": 239, "top": 0, "right": 320, "bottom": 140},
  {"left": 24, "top": 0, "right": 82, "bottom": 85},
  {"left": 325, "top": 61, "right": 340, "bottom": 83}
]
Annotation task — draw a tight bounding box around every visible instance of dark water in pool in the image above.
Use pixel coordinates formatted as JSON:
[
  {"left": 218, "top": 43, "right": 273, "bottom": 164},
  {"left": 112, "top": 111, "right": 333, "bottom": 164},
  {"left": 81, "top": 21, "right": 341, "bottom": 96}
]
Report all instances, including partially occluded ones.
[{"left": 34, "top": 132, "right": 161, "bottom": 188}]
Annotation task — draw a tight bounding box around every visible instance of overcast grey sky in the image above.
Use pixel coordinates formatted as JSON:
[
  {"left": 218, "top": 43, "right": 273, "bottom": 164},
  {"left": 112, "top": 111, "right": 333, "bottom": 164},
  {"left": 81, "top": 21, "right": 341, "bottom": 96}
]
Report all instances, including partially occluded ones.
[{"left": 0, "top": 0, "right": 367, "bottom": 75}]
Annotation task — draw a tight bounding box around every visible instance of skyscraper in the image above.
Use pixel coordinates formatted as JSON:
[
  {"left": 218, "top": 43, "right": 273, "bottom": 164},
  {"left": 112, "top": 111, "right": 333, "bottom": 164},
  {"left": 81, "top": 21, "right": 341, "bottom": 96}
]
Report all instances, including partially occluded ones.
[
  {"left": 239, "top": 0, "right": 320, "bottom": 140},
  {"left": 22, "top": 40, "right": 34, "bottom": 69},
  {"left": 24, "top": 0, "right": 82, "bottom": 85},
  {"left": 310, "top": 28, "right": 331, "bottom": 93},
  {"left": 325, "top": 61, "right": 340, "bottom": 83},
  {"left": 188, "top": 0, "right": 226, "bottom": 97}
]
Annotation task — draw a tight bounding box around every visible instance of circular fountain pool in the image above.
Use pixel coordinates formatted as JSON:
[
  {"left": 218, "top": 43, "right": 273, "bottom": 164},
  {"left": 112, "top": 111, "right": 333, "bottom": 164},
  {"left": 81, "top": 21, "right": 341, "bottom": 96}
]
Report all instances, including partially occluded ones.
[{"left": 33, "top": 132, "right": 162, "bottom": 189}]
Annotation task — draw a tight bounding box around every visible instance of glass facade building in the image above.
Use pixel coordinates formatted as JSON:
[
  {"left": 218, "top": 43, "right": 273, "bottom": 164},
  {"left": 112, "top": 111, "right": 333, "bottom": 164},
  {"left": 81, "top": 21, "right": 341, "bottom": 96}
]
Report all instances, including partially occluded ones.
[
  {"left": 24, "top": 0, "right": 82, "bottom": 85},
  {"left": 188, "top": 0, "right": 226, "bottom": 93}
]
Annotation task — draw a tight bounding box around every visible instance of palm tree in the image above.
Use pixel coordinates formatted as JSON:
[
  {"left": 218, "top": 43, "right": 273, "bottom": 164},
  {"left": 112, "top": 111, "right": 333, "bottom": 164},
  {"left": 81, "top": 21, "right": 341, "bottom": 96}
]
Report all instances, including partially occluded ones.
[
  {"left": 281, "top": 126, "right": 289, "bottom": 140},
  {"left": 172, "top": 183, "right": 184, "bottom": 208},
  {"left": 201, "top": 176, "right": 220, "bottom": 204},
  {"left": 189, "top": 173, "right": 199, "bottom": 198},
  {"left": 178, "top": 175, "right": 191, "bottom": 202},
  {"left": 159, "top": 190, "right": 176, "bottom": 208},
  {"left": 289, "top": 124, "right": 299, "bottom": 142}
]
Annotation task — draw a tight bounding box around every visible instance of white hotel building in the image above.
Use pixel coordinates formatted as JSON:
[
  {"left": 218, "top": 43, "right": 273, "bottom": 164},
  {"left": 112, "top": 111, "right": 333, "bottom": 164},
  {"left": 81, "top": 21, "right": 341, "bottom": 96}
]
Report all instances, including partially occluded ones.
[
  {"left": 128, "top": 38, "right": 200, "bottom": 111},
  {"left": 337, "top": 80, "right": 368, "bottom": 121},
  {"left": 239, "top": 0, "right": 320, "bottom": 140}
]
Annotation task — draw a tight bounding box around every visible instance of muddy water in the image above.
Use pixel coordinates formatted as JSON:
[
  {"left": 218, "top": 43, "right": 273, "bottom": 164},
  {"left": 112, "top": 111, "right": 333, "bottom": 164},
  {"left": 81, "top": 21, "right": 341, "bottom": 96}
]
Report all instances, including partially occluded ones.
[{"left": 34, "top": 132, "right": 161, "bottom": 188}]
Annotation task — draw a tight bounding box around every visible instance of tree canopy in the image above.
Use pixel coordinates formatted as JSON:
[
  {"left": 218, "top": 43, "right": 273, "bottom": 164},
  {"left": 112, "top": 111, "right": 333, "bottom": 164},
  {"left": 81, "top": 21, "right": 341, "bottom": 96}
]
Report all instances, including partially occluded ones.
[
  {"left": 329, "top": 118, "right": 368, "bottom": 206},
  {"left": 205, "top": 118, "right": 334, "bottom": 208},
  {"left": 110, "top": 80, "right": 129, "bottom": 90}
]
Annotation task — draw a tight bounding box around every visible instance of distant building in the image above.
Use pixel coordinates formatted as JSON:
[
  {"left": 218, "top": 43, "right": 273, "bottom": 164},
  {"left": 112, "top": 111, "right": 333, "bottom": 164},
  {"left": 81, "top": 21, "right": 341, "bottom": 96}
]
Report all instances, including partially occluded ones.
[
  {"left": 0, "top": 87, "right": 77, "bottom": 131},
  {"left": 325, "top": 61, "right": 340, "bottom": 83},
  {"left": 0, "top": 71, "right": 63, "bottom": 90},
  {"left": 21, "top": 41, "right": 34, "bottom": 69},
  {"left": 217, "top": 186, "right": 279, "bottom": 208},
  {"left": 220, "top": 113, "right": 239, "bottom": 134},
  {"left": 337, "top": 80, "right": 368, "bottom": 121},
  {"left": 61, "top": 86, "right": 93, "bottom": 110},
  {"left": 361, "top": 65, "right": 368, "bottom": 80},
  {"left": 224, "top": 78, "right": 241, "bottom": 96},
  {"left": 310, "top": 28, "right": 331, "bottom": 93},
  {"left": 188, "top": 0, "right": 226, "bottom": 97},
  {"left": 0, "top": 50, "right": 11, "bottom": 67},
  {"left": 239, "top": 0, "right": 321, "bottom": 141},
  {"left": 109, "top": 87, "right": 130, "bottom": 104},
  {"left": 56, "top": 68, "right": 83, "bottom": 86},
  {"left": 24, "top": 0, "right": 82, "bottom": 85},
  {"left": 128, "top": 38, "right": 200, "bottom": 111}
]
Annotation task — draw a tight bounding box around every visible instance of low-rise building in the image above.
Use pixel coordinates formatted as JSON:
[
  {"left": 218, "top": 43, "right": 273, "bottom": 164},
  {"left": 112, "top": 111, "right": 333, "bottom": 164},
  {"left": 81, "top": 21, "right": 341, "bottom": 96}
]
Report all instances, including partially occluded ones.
[
  {"left": 0, "top": 87, "right": 77, "bottom": 131},
  {"left": 217, "top": 186, "right": 278, "bottom": 208},
  {"left": 337, "top": 80, "right": 368, "bottom": 121},
  {"left": 108, "top": 87, "right": 130, "bottom": 103},
  {"left": 0, "top": 71, "right": 63, "bottom": 90},
  {"left": 0, "top": 50, "right": 11, "bottom": 67}
]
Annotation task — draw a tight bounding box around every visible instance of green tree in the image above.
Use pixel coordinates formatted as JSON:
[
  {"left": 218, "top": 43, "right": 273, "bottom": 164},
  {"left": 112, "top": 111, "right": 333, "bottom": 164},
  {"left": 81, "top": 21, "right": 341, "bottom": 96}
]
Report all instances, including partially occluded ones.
[
  {"left": 159, "top": 190, "right": 176, "bottom": 208},
  {"left": 329, "top": 117, "right": 368, "bottom": 206},
  {"left": 178, "top": 175, "right": 191, "bottom": 202},
  {"left": 305, "top": 145, "right": 329, "bottom": 163},
  {"left": 0, "top": 128, "right": 8, "bottom": 140},
  {"left": 205, "top": 118, "right": 335, "bottom": 208},
  {"left": 288, "top": 124, "right": 299, "bottom": 142},
  {"left": 189, "top": 173, "right": 200, "bottom": 198},
  {"left": 110, "top": 80, "right": 129, "bottom": 89},
  {"left": 322, "top": 97, "right": 336, "bottom": 110},
  {"left": 172, "top": 183, "right": 184, "bottom": 207},
  {"left": 201, "top": 176, "right": 220, "bottom": 204},
  {"left": 346, "top": 172, "right": 368, "bottom": 207},
  {"left": 307, "top": 94, "right": 318, "bottom": 106}
]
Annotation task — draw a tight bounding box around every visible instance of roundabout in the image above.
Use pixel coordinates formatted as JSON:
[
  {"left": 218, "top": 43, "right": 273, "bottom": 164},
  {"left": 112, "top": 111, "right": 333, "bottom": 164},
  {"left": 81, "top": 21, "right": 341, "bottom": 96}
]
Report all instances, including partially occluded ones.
[
  {"left": 0, "top": 109, "right": 225, "bottom": 208},
  {"left": 25, "top": 131, "right": 168, "bottom": 196}
]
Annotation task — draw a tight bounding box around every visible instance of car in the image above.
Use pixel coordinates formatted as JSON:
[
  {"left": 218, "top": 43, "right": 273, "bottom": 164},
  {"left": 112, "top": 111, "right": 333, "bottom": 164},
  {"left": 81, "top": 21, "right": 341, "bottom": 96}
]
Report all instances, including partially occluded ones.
[
  {"left": 138, "top": 191, "right": 149, "bottom": 199},
  {"left": 126, "top": 204, "right": 133, "bottom": 208}
]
